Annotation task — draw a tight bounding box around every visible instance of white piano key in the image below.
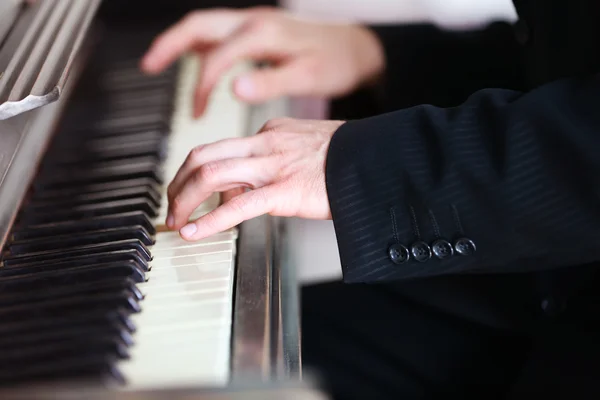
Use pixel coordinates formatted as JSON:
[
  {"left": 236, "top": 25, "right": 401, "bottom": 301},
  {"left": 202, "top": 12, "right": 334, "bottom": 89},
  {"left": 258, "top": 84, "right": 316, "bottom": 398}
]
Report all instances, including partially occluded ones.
[
  {"left": 152, "top": 241, "right": 235, "bottom": 258},
  {"left": 141, "top": 287, "right": 230, "bottom": 305},
  {"left": 120, "top": 55, "right": 247, "bottom": 389},
  {"left": 146, "top": 262, "right": 233, "bottom": 284},
  {"left": 139, "top": 278, "right": 231, "bottom": 298},
  {"left": 151, "top": 230, "right": 236, "bottom": 250}
]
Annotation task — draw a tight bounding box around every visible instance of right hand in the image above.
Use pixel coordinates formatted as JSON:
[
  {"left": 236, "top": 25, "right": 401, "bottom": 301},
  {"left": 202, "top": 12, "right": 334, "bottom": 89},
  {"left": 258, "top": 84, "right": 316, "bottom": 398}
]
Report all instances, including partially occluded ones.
[{"left": 140, "top": 7, "right": 385, "bottom": 117}]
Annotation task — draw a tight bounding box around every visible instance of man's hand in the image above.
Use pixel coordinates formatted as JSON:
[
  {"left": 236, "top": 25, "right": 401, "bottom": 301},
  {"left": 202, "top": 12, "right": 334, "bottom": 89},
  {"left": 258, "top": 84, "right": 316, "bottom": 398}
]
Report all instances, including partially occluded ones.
[
  {"left": 166, "top": 118, "right": 344, "bottom": 241},
  {"left": 140, "top": 7, "right": 384, "bottom": 117}
]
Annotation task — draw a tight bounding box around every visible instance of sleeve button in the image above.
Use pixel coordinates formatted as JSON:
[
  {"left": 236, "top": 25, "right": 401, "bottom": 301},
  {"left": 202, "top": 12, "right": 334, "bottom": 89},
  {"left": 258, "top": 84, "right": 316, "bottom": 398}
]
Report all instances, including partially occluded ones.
[
  {"left": 454, "top": 237, "right": 476, "bottom": 256},
  {"left": 388, "top": 243, "right": 410, "bottom": 265},
  {"left": 411, "top": 241, "right": 432, "bottom": 262},
  {"left": 432, "top": 239, "right": 454, "bottom": 259}
]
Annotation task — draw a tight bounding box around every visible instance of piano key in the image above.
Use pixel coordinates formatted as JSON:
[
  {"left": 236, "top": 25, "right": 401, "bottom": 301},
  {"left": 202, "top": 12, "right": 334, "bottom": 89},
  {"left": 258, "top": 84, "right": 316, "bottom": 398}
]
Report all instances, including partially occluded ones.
[
  {"left": 0, "top": 358, "right": 125, "bottom": 386},
  {"left": 11, "top": 211, "right": 156, "bottom": 240},
  {"left": 0, "top": 310, "right": 136, "bottom": 337},
  {"left": 1, "top": 239, "right": 152, "bottom": 268},
  {"left": 0, "top": 336, "right": 130, "bottom": 366},
  {"left": 18, "top": 197, "right": 160, "bottom": 224},
  {"left": 48, "top": 140, "right": 167, "bottom": 165},
  {"left": 0, "top": 292, "right": 141, "bottom": 324},
  {"left": 78, "top": 93, "right": 175, "bottom": 114},
  {"left": 92, "top": 113, "right": 171, "bottom": 132},
  {"left": 0, "top": 48, "right": 251, "bottom": 390},
  {"left": 31, "top": 178, "right": 162, "bottom": 201},
  {"left": 34, "top": 157, "right": 163, "bottom": 189},
  {"left": 0, "top": 258, "right": 148, "bottom": 281},
  {"left": 0, "top": 323, "right": 134, "bottom": 350},
  {"left": 0, "top": 278, "right": 144, "bottom": 308},
  {"left": 7, "top": 226, "right": 155, "bottom": 254},
  {"left": 27, "top": 186, "right": 161, "bottom": 209}
]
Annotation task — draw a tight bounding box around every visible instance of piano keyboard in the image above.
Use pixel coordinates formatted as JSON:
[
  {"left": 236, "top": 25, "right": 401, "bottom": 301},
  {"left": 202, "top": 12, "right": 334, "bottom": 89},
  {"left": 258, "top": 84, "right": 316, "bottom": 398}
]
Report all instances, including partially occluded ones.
[{"left": 0, "top": 46, "right": 250, "bottom": 389}]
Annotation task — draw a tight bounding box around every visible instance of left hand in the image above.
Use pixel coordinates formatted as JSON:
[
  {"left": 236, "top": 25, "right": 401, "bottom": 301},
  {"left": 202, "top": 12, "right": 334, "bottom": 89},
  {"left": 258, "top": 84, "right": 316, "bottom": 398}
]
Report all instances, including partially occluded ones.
[{"left": 166, "top": 118, "right": 345, "bottom": 241}]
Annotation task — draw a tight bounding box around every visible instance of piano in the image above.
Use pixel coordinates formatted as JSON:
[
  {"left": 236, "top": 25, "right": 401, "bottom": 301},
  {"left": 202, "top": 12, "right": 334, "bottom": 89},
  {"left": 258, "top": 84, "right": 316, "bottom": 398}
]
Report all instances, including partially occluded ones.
[{"left": 0, "top": 0, "right": 309, "bottom": 397}]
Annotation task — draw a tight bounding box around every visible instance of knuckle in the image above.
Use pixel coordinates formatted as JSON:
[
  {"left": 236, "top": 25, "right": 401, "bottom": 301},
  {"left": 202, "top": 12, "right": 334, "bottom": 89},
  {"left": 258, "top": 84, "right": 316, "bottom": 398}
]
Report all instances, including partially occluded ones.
[
  {"left": 170, "top": 194, "right": 185, "bottom": 213},
  {"left": 183, "top": 10, "right": 202, "bottom": 24},
  {"left": 188, "top": 145, "right": 205, "bottom": 163},
  {"left": 198, "top": 161, "right": 220, "bottom": 182},
  {"left": 261, "top": 130, "right": 281, "bottom": 148},
  {"left": 260, "top": 117, "right": 288, "bottom": 132},
  {"left": 167, "top": 184, "right": 177, "bottom": 200},
  {"left": 229, "top": 196, "right": 248, "bottom": 214},
  {"left": 202, "top": 211, "right": 221, "bottom": 231},
  {"left": 249, "top": 14, "right": 282, "bottom": 37}
]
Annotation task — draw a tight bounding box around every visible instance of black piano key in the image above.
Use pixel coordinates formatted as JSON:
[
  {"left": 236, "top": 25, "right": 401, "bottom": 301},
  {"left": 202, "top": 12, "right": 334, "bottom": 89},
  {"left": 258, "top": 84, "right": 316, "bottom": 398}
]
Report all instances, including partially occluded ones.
[
  {"left": 0, "top": 355, "right": 125, "bottom": 386},
  {"left": 0, "top": 292, "right": 141, "bottom": 323},
  {"left": 2, "top": 252, "right": 150, "bottom": 277},
  {"left": 99, "top": 69, "right": 177, "bottom": 88},
  {"left": 0, "top": 262, "right": 147, "bottom": 292},
  {"left": 30, "top": 178, "right": 162, "bottom": 201},
  {"left": 0, "top": 322, "right": 134, "bottom": 350},
  {"left": 0, "top": 31, "right": 180, "bottom": 389},
  {"left": 18, "top": 197, "right": 160, "bottom": 224},
  {"left": 48, "top": 140, "right": 166, "bottom": 165},
  {"left": 54, "top": 130, "right": 166, "bottom": 151},
  {"left": 0, "top": 256, "right": 148, "bottom": 283},
  {"left": 10, "top": 211, "right": 156, "bottom": 240},
  {"left": 0, "top": 335, "right": 129, "bottom": 368},
  {"left": 0, "top": 263, "right": 145, "bottom": 301},
  {"left": 0, "top": 309, "right": 136, "bottom": 336},
  {"left": 70, "top": 121, "right": 171, "bottom": 140},
  {"left": 27, "top": 186, "right": 161, "bottom": 210},
  {"left": 7, "top": 225, "right": 154, "bottom": 254},
  {"left": 91, "top": 112, "right": 171, "bottom": 132},
  {"left": 61, "top": 95, "right": 174, "bottom": 118},
  {"left": 34, "top": 157, "right": 163, "bottom": 189},
  {"left": 76, "top": 93, "right": 175, "bottom": 115},
  {"left": 2, "top": 239, "right": 152, "bottom": 268},
  {"left": 0, "top": 278, "right": 144, "bottom": 308}
]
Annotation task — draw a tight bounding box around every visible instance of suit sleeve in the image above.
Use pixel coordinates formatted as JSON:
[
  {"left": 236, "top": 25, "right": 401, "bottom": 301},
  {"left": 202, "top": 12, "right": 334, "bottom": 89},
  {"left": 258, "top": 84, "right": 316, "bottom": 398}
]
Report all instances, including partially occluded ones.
[
  {"left": 367, "top": 22, "right": 524, "bottom": 111},
  {"left": 325, "top": 75, "right": 600, "bottom": 283}
]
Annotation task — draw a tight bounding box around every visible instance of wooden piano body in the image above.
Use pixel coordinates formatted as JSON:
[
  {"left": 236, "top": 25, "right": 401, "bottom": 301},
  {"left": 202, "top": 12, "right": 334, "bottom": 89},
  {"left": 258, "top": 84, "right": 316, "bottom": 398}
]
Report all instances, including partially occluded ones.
[{"left": 0, "top": 0, "right": 312, "bottom": 397}]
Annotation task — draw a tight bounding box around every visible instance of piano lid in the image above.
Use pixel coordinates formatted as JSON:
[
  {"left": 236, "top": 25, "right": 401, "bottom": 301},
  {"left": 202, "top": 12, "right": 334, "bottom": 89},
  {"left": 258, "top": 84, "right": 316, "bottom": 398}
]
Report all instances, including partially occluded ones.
[{"left": 0, "top": 0, "right": 101, "bottom": 120}]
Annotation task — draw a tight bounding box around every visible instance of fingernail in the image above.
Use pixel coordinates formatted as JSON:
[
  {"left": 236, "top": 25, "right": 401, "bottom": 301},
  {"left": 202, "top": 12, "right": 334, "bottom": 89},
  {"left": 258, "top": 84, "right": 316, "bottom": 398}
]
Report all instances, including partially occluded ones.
[
  {"left": 180, "top": 223, "right": 197, "bottom": 238},
  {"left": 166, "top": 214, "right": 174, "bottom": 228},
  {"left": 235, "top": 76, "right": 255, "bottom": 99}
]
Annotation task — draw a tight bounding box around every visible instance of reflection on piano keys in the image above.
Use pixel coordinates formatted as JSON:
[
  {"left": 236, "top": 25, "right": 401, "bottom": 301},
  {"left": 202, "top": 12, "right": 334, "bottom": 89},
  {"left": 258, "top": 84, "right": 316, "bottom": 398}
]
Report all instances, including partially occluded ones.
[{"left": 0, "top": 6, "right": 301, "bottom": 394}]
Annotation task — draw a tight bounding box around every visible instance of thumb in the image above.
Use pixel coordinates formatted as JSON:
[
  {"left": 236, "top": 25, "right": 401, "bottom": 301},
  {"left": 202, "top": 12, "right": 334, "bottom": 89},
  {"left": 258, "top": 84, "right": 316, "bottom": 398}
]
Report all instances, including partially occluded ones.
[{"left": 233, "top": 61, "right": 316, "bottom": 102}]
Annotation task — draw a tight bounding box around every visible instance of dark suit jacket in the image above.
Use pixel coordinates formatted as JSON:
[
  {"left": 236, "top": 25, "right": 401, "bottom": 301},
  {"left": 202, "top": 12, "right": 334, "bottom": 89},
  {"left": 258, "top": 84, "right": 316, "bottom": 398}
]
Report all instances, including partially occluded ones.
[{"left": 325, "top": 0, "right": 600, "bottom": 283}]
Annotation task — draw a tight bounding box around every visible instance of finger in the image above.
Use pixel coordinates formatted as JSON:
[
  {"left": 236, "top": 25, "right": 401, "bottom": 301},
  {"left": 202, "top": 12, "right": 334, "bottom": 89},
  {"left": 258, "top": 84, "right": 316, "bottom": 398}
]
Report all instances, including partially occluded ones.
[
  {"left": 167, "top": 136, "right": 264, "bottom": 205},
  {"left": 221, "top": 187, "right": 246, "bottom": 204},
  {"left": 140, "top": 10, "right": 247, "bottom": 74},
  {"left": 193, "top": 22, "right": 286, "bottom": 117},
  {"left": 179, "top": 186, "right": 276, "bottom": 240},
  {"left": 233, "top": 59, "right": 317, "bottom": 103},
  {"left": 169, "top": 157, "right": 276, "bottom": 229}
]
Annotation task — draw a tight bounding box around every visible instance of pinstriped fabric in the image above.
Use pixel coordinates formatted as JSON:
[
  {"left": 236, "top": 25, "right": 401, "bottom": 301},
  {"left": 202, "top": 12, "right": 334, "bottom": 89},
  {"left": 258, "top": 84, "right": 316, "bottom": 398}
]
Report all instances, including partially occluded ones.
[{"left": 325, "top": 78, "right": 600, "bottom": 283}]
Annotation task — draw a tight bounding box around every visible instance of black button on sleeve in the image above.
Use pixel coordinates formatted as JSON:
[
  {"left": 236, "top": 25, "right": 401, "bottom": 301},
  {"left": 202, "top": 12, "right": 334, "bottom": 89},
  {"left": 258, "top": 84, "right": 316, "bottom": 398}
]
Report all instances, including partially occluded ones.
[
  {"left": 388, "top": 243, "right": 410, "bottom": 265},
  {"left": 410, "top": 241, "right": 432, "bottom": 262},
  {"left": 432, "top": 239, "right": 453, "bottom": 259},
  {"left": 454, "top": 238, "right": 476, "bottom": 256}
]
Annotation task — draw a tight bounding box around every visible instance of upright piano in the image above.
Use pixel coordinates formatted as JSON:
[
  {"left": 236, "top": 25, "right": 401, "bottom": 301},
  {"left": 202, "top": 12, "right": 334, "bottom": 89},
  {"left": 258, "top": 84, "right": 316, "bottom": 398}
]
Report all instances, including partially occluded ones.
[{"left": 0, "top": 0, "right": 309, "bottom": 397}]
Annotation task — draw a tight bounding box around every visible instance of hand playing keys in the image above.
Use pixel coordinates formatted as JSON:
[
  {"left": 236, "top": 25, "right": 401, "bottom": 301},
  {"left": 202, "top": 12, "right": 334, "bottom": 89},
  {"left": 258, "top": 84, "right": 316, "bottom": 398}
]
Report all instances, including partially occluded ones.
[
  {"left": 140, "top": 6, "right": 384, "bottom": 240},
  {"left": 162, "top": 118, "right": 344, "bottom": 241}
]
